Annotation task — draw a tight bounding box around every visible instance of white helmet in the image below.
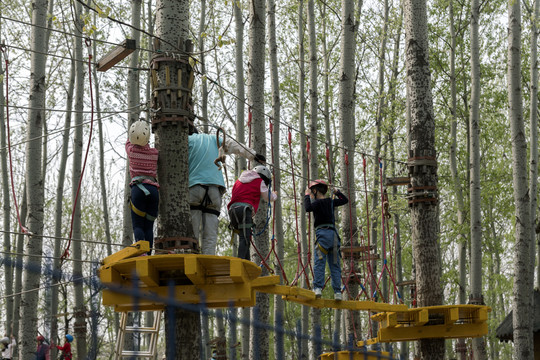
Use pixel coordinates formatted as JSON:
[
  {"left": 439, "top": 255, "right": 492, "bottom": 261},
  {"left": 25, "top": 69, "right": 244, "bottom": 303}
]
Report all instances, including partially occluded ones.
[
  {"left": 253, "top": 165, "right": 271, "bottom": 184},
  {"left": 129, "top": 121, "right": 151, "bottom": 146},
  {"left": 0, "top": 337, "right": 9, "bottom": 345}
]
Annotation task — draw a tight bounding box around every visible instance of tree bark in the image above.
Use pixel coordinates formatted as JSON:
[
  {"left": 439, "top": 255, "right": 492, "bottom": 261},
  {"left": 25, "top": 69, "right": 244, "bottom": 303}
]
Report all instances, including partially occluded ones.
[
  {"left": 248, "top": 0, "right": 269, "bottom": 358},
  {"left": 268, "top": 0, "right": 286, "bottom": 357},
  {"left": 403, "top": 0, "right": 444, "bottom": 358},
  {"left": 0, "top": 17, "right": 13, "bottom": 337},
  {"left": 18, "top": 0, "right": 48, "bottom": 357},
  {"left": 153, "top": 1, "right": 200, "bottom": 359},
  {"left": 508, "top": 0, "right": 533, "bottom": 358}
]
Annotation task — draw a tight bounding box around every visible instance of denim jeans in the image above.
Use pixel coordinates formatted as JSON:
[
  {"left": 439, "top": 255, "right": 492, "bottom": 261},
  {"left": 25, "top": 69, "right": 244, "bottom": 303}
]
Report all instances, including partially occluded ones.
[
  {"left": 189, "top": 184, "right": 222, "bottom": 255},
  {"left": 313, "top": 228, "right": 341, "bottom": 293},
  {"left": 130, "top": 183, "right": 159, "bottom": 248},
  {"left": 228, "top": 204, "right": 253, "bottom": 260}
]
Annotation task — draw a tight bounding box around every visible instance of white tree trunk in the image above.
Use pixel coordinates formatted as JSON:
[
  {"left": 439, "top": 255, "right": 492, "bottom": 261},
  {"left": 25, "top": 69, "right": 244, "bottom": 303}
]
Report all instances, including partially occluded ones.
[
  {"left": 248, "top": 0, "right": 269, "bottom": 358},
  {"left": 50, "top": 57, "right": 75, "bottom": 354},
  {"left": 529, "top": 0, "right": 539, "bottom": 291},
  {"left": 469, "top": 0, "right": 486, "bottom": 358},
  {"left": 508, "top": 0, "right": 533, "bottom": 358},
  {"left": 0, "top": 18, "right": 13, "bottom": 337},
  {"left": 18, "top": 0, "right": 48, "bottom": 357},
  {"left": 268, "top": 0, "right": 286, "bottom": 357}
]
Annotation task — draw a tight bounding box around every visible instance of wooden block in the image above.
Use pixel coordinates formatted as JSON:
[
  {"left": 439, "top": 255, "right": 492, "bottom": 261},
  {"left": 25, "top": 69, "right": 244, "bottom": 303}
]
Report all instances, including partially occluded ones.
[
  {"left": 136, "top": 259, "right": 159, "bottom": 287},
  {"left": 229, "top": 258, "right": 248, "bottom": 283},
  {"left": 184, "top": 256, "right": 206, "bottom": 285}
]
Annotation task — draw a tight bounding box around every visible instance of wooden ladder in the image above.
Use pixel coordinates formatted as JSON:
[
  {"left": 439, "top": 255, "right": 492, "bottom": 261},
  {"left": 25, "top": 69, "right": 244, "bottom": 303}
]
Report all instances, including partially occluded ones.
[{"left": 115, "top": 311, "right": 162, "bottom": 359}]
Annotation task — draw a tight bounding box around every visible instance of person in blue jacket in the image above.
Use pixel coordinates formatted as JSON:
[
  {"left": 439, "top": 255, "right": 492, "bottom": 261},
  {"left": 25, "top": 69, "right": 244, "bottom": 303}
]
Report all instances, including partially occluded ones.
[
  {"left": 304, "top": 179, "right": 348, "bottom": 300},
  {"left": 189, "top": 127, "right": 265, "bottom": 255}
]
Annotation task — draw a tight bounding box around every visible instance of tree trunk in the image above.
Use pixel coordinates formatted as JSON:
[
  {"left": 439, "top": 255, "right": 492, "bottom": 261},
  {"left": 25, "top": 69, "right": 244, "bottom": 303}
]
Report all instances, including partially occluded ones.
[
  {"left": 50, "top": 56, "right": 75, "bottom": 355},
  {"left": 152, "top": 1, "right": 200, "bottom": 359},
  {"left": 248, "top": 0, "right": 269, "bottom": 358},
  {"left": 198, "top": 0, "right": 209, "bottom": 133},
  {"left": 268, "top": 0, "right": 286, "bottom": 357},
  {"left": 70, "top": 1, "right": 88, "bottom": 356},
  {"left": 18, "top": 0, "right": 48, "bottom": 357},
  {"left": 0, "top": 17, "right": 13, "bottom": 337},
  {"left": 11, "top": 188, "right": 26, "bottom": 342},
  {"left": 339, "top": 0, "right": 360, "bottom": 345},
  {"left": 508, "top": 0, "right": 533, "bottom": 358},
  {"left": 529, "top": 0, "right": 539, "bottom": 292},
  {"left": 403, "top": 0, "right": 444, "bottom": 358},
  {"left": 469, "top": 0, "right": 486, "bottom": 358},
  {"left": 449, "top": 1, "right": 467, "bottom": 358}
]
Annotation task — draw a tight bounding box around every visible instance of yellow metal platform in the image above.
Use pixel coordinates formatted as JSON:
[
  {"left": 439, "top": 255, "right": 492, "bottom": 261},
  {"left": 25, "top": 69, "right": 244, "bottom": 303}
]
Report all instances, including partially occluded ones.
[
  {"left": 365, "top": 304, "right": 490, "bottom": 342},
  {"left": 320, "top": 350, "right": 393, "bottom": 360}
]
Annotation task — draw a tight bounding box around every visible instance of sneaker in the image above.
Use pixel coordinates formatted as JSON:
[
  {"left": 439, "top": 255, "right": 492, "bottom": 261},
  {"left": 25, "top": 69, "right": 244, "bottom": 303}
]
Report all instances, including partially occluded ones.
[
  {"left": 314, "top": 288, "right": 322, "bottom": 298},
  {"left": 334, "top": 292, "right": 342, "bottom": 301}
]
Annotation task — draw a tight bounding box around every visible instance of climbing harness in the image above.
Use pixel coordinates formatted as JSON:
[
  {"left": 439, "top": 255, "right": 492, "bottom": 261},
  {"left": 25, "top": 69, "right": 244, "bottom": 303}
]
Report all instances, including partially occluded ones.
[{"left": 189, "top": 185, "right": 221, "bottom": 216}]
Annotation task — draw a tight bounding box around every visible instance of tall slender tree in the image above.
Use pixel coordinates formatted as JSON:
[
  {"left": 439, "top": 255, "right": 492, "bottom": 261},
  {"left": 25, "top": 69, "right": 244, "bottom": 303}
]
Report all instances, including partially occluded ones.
[
  {"left": 0, "top": 16, "right": 13, "bottom": 337},
  {"left": 18, "top": 0, "right": 48, "bottom": 357},
  {"left": 248, "top": 0, "right": 270, "bottom": 357},
  {"left": 508, "top": 0, "right": 533, "bottom": 358},
  {"left": 268, "top": 0, "right": 286, "bottom": 357},
  {"left": 469, "top": 0, "right": 487, "bottom": 358},
  {"left": 403, "top": 0, "right": 444, "bottom": 358},
  {"left": 152, "top": 0, "right": 200, "bottom": 358}
]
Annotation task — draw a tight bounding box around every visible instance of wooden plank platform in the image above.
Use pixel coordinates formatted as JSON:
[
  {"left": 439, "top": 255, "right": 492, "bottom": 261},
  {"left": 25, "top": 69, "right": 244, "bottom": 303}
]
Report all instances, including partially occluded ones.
[
  {"left": 369, "top": 304, "right": 490, "bottom": 342},
  {"left": 99, "top": 252, "right": 277, "bottom": 310}
]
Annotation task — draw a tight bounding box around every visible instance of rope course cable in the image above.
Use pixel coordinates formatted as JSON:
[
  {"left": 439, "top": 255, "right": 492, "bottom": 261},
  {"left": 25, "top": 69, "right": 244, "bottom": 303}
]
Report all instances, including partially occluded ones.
[{"left": 0, "top": 229, "right": 127, "bottom": 247}]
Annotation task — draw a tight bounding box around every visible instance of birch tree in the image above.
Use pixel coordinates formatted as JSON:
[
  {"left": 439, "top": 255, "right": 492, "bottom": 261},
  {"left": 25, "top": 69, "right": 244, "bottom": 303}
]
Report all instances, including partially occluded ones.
[
  {"left": 233, "top": 1, "right": 248, "bottom": 358},
  {"left": 71, "top": 0, "right": 88, "bottom": 356},
  {"left": 268, "top": 0, "right": 286, "bottom": 357},
  {"left": 18, "top": 0, "right": 48, "bottom": 357},
  {"left": 508, "top": 0, "right": 533, "bottom": 357},
  {"left": 403, "top": 0, "right": 444, "bottom": 358},
  {"left": 469, "top": 0, "right": 487, "bottom": 357},
  {"left": 248, "top": 0, "right": 270, "bottom": 357},
  {"left": 0, "top": 17, "right": 13, "bottom": 337}
]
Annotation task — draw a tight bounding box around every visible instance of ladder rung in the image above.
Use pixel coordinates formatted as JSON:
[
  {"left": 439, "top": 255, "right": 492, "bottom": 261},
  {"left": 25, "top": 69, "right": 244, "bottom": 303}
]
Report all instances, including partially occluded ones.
[
  {"left": 124, "top": 326, "right": 160, "bottom": 334},
  {"left": 121, "top": 350, "right": 155, "bottom": 357}
]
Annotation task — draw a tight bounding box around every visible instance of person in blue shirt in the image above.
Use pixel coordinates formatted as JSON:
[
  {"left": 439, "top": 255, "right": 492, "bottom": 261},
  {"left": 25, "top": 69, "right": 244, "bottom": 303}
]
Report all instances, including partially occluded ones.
[
  {"left": 188, "top": 128, "right": 265, "bottom": 255},
  {"left": 304, "top": 179, "right": 348, "bottom": 300}
]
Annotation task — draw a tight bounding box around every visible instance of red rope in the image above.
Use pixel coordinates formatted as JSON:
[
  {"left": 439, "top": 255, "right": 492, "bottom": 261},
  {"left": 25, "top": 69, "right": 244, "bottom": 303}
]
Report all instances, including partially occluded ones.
[
  {"left": 62, "top": 40, "right": 94, "bottom": 261},
  {"left": 247, "top": 107, "right": 252, "bottom": 169},
  {"left": 2, "top": 49, "right": 28, "bottom": 234}
]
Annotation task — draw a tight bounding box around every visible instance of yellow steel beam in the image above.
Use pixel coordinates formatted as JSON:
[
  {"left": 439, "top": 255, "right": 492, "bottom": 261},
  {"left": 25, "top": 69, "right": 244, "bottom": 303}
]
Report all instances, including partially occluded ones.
[{"left": 102, "top": 241, "right": 150, "bottom": 266}]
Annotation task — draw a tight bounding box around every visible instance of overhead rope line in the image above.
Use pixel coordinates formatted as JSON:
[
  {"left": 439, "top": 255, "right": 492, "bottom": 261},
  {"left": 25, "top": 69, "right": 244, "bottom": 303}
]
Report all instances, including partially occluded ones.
[
  {"left": 0, "top": 230, "right": 127, "bottom": 247},
  {"left": 0, "top": 251, "right": 101, "bottom": 264}
]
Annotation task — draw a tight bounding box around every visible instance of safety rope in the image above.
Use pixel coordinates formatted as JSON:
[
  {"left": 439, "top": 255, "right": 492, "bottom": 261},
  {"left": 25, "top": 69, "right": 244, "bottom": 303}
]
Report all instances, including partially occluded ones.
[
  {"left": 62, "top": 39, "right": 94, "bottom": 262},
  {"left": 2, "top": 45, "right": 28, "bottom": 235}
]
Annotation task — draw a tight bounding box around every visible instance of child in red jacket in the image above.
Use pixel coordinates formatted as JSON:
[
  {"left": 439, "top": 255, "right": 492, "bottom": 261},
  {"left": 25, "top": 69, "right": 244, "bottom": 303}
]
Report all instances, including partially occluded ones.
[{"left": 54, "top": 334, "right": 73, "bottom": 360}]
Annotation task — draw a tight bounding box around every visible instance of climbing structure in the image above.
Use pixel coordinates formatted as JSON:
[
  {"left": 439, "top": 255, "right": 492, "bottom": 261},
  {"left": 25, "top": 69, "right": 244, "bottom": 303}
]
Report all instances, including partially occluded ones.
[{"left": 99, "top": 241, "right": 490, "bottom": 344}]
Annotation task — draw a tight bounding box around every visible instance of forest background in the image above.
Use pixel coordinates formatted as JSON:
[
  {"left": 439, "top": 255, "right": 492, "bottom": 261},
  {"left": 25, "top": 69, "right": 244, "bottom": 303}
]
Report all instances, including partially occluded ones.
[{"left": 0, "top": 0, "right": 535, "bottom": 358}]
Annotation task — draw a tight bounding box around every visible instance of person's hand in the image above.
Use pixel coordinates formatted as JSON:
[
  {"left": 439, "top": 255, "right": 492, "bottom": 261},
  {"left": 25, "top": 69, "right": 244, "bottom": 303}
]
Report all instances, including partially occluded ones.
[
  {"left": 254, "top": 153, "right": 266, "bottom": 164},
  {"left": 305, "top": 187, "right": 311, "bottom": 196}
]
